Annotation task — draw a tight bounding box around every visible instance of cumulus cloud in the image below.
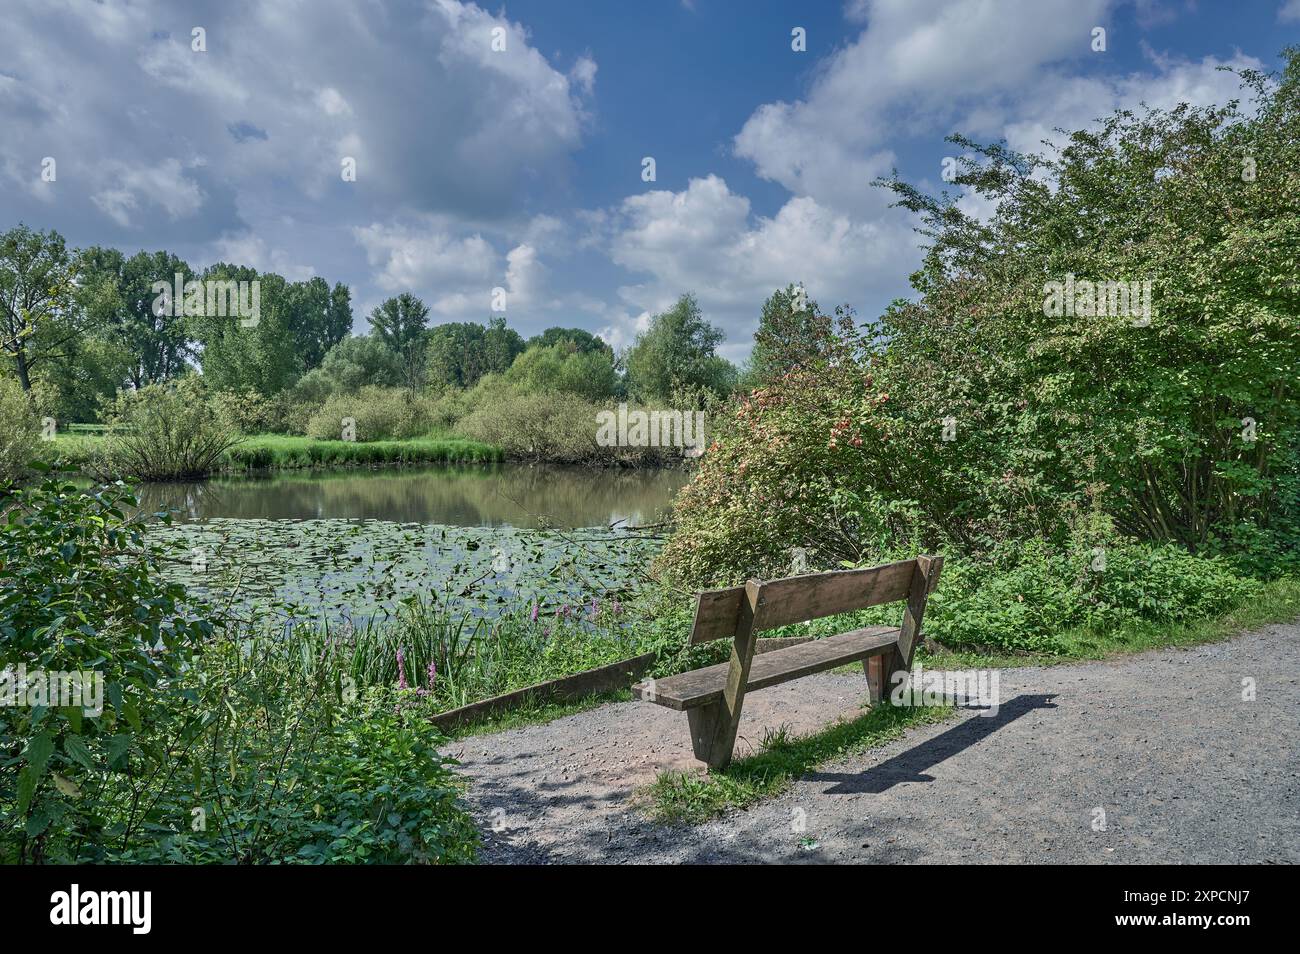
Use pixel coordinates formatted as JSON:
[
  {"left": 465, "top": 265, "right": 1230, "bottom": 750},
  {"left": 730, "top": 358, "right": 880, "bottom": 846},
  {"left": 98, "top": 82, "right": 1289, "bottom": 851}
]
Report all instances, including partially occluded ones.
[
  {"left": 0, "top": 0, "right": 592, "bottom": 263},
  {"left": 595, "top": 175, "right": 920, "bottom": 361},
  {"left": 735, "top": 0, "right": 1115, "bottom": 214},
  {"left": 597, "top": 0, "right": 1266, "bottom": 358},
  {"left": 0, "top": 0, "right": 1280, "bottom": 361}
]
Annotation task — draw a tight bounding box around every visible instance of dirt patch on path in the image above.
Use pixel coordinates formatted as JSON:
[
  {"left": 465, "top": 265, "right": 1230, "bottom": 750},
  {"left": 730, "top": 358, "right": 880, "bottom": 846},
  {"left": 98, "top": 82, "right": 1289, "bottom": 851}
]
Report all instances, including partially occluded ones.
[{"left": 450, "top": 623, "right": 1300, "bottom": 864}]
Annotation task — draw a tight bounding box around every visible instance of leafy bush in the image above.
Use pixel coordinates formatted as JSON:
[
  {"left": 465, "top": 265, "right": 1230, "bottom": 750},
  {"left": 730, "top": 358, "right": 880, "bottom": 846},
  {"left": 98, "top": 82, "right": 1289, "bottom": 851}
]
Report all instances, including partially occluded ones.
[
  {"left": 101, "top": 378, "right": 243, "bottom": 480},
  {"left": 291, "top": 334, "right": 403, "bottom": 406},
  {"left": 659, "top": 54, "right": 1300, "bottom": 586},
  {"left": 457, "top": 380, "right": 677, "bottom": 466},
  {"left": 0, "top": 475, "right": 479, "bottom": 864},
  {"left": 504, "top": 343, "right": 620, "bottom": 401},
  {"left": 304, "top": 386, "right": 438, "bottom": 442},
  {"left": 211, "top": 387, "right": 277, "bottom": 435},
  {"left": 0, "top": 472, "right": 212, "bottom": 863},
  {"left": 294, "top": 693, "right": 479, "bottom": 864},
  {"left": 764, "top": 539, "right": 1259, "bottom": 656},
  {"left": 0, "top": 377, "right": 40, "bottom": 484}
]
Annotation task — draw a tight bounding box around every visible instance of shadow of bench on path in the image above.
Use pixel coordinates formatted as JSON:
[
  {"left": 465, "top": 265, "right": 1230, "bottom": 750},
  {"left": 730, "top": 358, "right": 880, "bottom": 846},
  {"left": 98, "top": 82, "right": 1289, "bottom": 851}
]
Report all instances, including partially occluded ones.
[{"left": 808, "top": 693, "right": 1059, "bottom": 795}]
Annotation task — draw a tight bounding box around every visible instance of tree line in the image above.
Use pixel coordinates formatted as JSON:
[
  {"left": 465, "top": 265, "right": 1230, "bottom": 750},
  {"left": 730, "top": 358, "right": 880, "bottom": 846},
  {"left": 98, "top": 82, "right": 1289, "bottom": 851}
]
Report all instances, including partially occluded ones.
[{"left": 0, "top": 222, "right": 742, "bottom": 423}]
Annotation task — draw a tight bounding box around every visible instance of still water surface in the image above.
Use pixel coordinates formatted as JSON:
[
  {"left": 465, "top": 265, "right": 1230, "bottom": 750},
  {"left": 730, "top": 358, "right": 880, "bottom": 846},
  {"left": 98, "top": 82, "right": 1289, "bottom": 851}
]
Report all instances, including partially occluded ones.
[{"left": 136, "top": 463, "right": 689, "bottom": 529}]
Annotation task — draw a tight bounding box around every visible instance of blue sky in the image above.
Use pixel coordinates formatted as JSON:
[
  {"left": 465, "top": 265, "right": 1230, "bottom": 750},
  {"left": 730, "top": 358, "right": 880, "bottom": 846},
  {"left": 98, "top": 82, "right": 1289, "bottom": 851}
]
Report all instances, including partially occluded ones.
[{"left": 3, "top": 0, "right": 1298, "bottom": 363}]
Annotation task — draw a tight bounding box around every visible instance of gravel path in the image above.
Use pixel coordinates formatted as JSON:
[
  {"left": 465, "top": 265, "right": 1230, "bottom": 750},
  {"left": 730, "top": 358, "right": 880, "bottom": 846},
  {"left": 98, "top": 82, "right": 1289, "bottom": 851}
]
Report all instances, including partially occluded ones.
[{"left": 450, "top": 623, "right": 1300, "bottom": 864}]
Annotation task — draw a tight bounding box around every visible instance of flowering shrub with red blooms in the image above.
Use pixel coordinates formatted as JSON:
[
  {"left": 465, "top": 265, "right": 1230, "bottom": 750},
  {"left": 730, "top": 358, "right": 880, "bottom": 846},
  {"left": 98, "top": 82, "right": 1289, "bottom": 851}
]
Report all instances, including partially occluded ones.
[
  {"left": 659, "top": 59, "right": 1300, "bottom": 587},
  {"left": 656, "top": 310, "right": 918, "bottom": 587}
]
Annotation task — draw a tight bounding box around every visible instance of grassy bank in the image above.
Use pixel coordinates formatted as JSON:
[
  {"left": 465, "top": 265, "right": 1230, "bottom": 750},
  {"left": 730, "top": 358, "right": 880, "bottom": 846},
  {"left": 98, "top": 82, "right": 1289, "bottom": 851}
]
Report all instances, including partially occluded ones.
[
  {"left": 223, "top": 433, "right": 501, "bottom": 470},
  {"left": 45, "top": 431, "right": 502, "bottom": 474}
]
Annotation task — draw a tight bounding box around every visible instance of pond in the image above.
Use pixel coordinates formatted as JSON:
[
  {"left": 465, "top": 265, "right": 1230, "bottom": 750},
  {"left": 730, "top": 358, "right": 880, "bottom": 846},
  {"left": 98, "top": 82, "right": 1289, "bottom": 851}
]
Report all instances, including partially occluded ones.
[
  {"left": 148, "top": 464, "right": 690, "bottom": 625},
  {"left": 134, "top": 463, "right": 689, "bottom": 528}
]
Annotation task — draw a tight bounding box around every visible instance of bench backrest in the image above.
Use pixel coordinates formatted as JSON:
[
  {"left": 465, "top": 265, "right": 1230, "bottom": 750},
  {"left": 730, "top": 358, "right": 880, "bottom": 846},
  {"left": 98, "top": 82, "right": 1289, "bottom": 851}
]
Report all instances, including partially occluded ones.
[{"left": 689, "top": 557, "right": 941, "bottom": 644}]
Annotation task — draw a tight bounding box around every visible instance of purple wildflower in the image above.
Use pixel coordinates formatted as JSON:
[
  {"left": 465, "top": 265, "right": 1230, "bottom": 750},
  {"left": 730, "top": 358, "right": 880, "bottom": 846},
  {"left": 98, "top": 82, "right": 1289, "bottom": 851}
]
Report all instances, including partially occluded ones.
[
  {"left": 530, "top": 602, "right": 539, "bottom": 623},
  {"left": 396, "top": 646, "right": 408, "bottom": 690}
]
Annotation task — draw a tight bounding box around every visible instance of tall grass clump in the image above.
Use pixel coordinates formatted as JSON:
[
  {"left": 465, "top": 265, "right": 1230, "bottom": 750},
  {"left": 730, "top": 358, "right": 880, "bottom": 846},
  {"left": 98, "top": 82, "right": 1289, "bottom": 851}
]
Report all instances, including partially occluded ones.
[
  {"left": 222, "top": 434, "right": 501, "bottom": 471},
  {"left": 98, "top": 378, "right": 243, "bottom": 480},
  {"left": 295, "top": 594, "right": 649, "bottom": 712}
]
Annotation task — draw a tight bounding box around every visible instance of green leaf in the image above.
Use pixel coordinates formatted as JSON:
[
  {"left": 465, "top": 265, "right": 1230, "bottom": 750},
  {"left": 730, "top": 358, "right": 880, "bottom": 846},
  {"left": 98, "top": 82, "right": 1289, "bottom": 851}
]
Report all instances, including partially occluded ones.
[
  {"left": 26, "top": 808, "right": 52, "bottom": 838},
  {"left": 25, "top": 731, "right": 55, "bottom": 776},
  {"left": 122, "top": 697, "right": 142, "bottom": 732},
  {"left": 63, "top": 735, "right": 96, "bottom": 772}
]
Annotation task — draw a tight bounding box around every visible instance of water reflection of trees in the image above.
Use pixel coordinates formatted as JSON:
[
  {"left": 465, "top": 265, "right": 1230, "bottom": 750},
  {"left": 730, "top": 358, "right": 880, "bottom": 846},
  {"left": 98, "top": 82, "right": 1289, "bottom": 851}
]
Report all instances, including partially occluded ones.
[{"left": 133, "top": 464, "right": 689, "bottom": 528}]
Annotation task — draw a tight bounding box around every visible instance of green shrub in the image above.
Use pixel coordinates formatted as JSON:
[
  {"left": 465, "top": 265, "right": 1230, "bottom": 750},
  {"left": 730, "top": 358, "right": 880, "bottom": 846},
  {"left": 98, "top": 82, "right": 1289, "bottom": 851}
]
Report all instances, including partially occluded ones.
[
  {"left": 291, "top": 335, "right": 403, "bottom": 407},
  {"left": 906, "top": 540, "right": 1257, "bottom": 654},
  {"left": 210, "top": 387, "right": 276, "bottom": 435},
  {"left": 504, "top": 343, "right": 620, "bottom": 401},
  {"left": 426, "top": 386, "right": 476, "bottom": 431},
  {"left": 0, "top": 475, "right": 478, "bottom": 864},
  {"left": 457, "top": 382, "right": 675, "bottom": 466},
  {"left": 0, "top": 377, "right": 40, "bottom": 485},
  {"left": 101, "top": 378, "right": 243, "bottom": 480},
  {"left": 0, "top": 472, "right": 212, "bottom": 863},
  {"left": 305, "top": 386, "right": 437, "bottom": 442}
]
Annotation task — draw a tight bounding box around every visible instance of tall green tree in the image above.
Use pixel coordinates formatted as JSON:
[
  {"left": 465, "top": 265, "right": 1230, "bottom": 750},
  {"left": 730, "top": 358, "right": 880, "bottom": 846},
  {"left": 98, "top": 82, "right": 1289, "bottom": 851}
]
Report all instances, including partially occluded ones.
[
  {"left": 483, "top": 317, "right": 525, "bottom": 377},
  {"left": 368, "top": 293, "right": 430, "bottom": 391},
  {"left": 77, "top": 246, "right": 195, "bottom": 389},
  {"left": 425, "top": 318, "right": 523, "bottom": 389},
  {"left": 624, "top": 293, "right": 736, "bottom": 405},
  {"left": 748, "top": 283, "right": 836, "bottom": 386},
  {"left": 281, "top": 277, "right": 352, "bottom": 372},
  {"left": 0, "top": 225, "right": 86, "bottom": 394},
  {"left": 191, "top": 266, "right": 301, "bottom": 396},
  {"left": 526, "top": 326, "right": 611, "bottom": 356}
]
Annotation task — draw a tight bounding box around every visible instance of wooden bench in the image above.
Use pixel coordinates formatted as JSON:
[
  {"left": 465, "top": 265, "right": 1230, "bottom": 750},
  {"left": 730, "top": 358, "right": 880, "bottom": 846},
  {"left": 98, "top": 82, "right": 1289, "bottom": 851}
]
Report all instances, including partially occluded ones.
[{"left": 632, "top": 556, "right": 943, "bottom": 770}]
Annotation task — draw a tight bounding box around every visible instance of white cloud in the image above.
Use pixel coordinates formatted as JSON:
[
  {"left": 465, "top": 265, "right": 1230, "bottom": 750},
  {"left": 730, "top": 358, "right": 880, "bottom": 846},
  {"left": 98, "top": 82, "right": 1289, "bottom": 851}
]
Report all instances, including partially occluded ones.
[
  {"left": 570, "top": 56, "right": 598, "bottom": 96},
  {"left": 598, "top": 175, "right": 920, "bottom": 361},
  {"left": 211, "top": 233, "right": 316, "bottom": 282},
  {"left": 1281, "top": 1, "right": 1300, "bottom": 24},
  {"left": 735, "top": 0, "right": 1114, "bottom": 214},
  {"left": 354, "top": 221, "right": 497, "bottom": 295},
  {"left": 999, "top": 50, "right": 1265, "bottom": 158},
  {"left": 315, "top": 88, "right": 353, "bottom": 118},
  {"left": 90, "top": 159, "right": 206, "bottom": 228},
  {"left": 0, "top": 0, "right": 594, "bottom": 243}
]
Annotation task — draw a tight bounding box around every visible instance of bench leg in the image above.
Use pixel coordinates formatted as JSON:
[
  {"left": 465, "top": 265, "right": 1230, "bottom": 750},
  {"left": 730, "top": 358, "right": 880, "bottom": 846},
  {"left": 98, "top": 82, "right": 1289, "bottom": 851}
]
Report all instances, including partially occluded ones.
[
  {"left": 879, "top": 645, "right": 907, "bottom": 704},
  {"left": 687, "top": 703, "right": 731, "bottom": 770},
  {"left": 864, "top": 655, "right": 884, "bottom": 704}
]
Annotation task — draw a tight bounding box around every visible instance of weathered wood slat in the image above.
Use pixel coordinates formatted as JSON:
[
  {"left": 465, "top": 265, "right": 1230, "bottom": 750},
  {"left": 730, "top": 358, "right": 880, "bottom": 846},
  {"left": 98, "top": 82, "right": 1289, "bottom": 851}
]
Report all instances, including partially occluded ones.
[
  {"left": 429, "top": 652, "right": 656, "bottom": 731},
  {"left": 632, "top": 626, "right": 900, "bottom": 711},
  {"left": 896, "top": 556, "right": 944, "bottom": 666},
  {"left": 705, "top": 580, "right": 764, "bottom": 768},
  {"left": 689, "top": 586, "right": 746, "bottom": 644},
  {"left": 752, "top": 560, "right": 917, "bottom": 631}
]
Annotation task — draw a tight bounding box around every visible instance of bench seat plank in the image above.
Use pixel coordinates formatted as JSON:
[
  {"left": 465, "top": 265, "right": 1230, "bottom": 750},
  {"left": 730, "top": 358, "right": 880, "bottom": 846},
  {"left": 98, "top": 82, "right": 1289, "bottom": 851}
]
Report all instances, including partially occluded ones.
[{"left": 634, "top": 626, "right": 901, "bottom": 711}]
